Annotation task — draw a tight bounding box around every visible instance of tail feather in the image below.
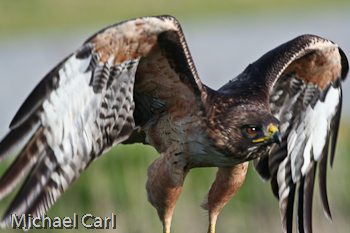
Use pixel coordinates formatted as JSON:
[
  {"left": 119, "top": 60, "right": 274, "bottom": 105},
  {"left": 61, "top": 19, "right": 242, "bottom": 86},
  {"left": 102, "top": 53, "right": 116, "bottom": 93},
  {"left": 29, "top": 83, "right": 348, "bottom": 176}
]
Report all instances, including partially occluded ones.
[{"left": 0, "top": 127, "right": 45, "bottom": 201}]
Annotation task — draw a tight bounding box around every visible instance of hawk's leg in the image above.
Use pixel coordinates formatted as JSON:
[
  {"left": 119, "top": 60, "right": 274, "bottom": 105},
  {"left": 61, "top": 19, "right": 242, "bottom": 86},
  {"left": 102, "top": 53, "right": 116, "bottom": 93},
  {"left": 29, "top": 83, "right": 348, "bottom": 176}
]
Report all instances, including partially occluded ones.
[
  {"left": 146, "top": 153, "right": 189, "bottom": 233},
  {"left": 202, "top": 162, "right": 249, "bottom": 233}
]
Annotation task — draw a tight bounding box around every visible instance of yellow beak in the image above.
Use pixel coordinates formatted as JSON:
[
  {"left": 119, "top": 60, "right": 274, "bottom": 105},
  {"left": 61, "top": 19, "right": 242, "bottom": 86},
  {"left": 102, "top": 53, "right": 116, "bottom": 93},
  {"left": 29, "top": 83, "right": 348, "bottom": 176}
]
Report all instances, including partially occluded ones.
[{"left": 252, "top": 124, "right": 281, "bottom": 144}]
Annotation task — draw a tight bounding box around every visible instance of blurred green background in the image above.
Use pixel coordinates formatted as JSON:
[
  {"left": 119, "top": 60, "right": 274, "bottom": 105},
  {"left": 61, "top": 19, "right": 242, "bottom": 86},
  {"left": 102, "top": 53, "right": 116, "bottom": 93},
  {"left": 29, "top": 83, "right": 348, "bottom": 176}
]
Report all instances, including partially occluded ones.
[{"left": 0, "top": 0, "right": 350, "bottom": 232}]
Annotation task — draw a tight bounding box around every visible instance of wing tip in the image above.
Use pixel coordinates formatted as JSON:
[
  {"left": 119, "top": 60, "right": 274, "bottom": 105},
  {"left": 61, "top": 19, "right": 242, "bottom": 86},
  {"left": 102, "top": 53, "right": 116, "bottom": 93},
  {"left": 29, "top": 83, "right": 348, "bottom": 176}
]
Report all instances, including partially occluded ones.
[
  {"left": 339, "top": 48, "right": 349, "bottom": 81},
  {"left": 323, "top": 206, "right": 333, "bottom": 222},
  {"left": 318, "top": 141, "right": 333, "bottom": 223}
]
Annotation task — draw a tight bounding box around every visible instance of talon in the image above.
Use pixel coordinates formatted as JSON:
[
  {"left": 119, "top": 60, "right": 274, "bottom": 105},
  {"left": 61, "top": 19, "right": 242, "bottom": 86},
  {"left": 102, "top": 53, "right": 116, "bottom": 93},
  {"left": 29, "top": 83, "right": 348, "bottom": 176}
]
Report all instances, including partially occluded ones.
[{"left": 163, "top": 226, "right": 170, "bottom": 233}]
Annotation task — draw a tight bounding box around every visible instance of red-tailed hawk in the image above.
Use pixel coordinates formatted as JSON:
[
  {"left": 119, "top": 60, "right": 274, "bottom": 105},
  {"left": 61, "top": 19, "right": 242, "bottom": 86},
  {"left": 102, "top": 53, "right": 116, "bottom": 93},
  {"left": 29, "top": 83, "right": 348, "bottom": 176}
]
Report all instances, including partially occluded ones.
[{"left": 0, "top": 15, "right": 348, "bottom": 233}]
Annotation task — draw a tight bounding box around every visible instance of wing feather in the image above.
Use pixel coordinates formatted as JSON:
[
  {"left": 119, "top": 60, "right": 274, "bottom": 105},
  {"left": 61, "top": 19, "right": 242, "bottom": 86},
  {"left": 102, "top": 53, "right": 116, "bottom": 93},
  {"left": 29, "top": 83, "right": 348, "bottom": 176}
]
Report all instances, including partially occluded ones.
[
  {"left": 247, "top": 35, "right": 348, "bottom": 232},
  {"left": 0, "top": 15, "right": 204, "bottom": 227},
  {"left": 297, "top": 161, "right": 316, "bottom": 233},
  {"left": 317, "top": 134, "right": 332, "bottom": 221},
  {"left": 0, "top": 114, "right": 40, "bottom": 163},
  {"left": 8, "top": 56, "right": 71, "bottom": 130},
  {"left": 0, "top": 126, "right": 45, "bottom": 200},
  {"left": 1, "top": 147, "right": 58, "bottom": 222}
]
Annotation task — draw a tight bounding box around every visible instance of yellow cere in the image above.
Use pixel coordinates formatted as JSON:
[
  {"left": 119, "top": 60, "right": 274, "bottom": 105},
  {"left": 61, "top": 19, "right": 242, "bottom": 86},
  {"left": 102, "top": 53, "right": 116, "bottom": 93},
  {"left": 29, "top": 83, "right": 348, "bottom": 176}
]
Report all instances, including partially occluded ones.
[{"left": 269, "top": 125, "right": 279, "bottom": 136}]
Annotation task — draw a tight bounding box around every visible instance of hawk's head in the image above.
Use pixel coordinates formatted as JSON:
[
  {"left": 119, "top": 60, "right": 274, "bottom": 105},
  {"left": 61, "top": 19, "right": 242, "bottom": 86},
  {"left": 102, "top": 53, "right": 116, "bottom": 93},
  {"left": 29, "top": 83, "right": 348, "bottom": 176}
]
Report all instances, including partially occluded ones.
[{"left": 205, "top": 101, "right": 281, "bottom": 161}]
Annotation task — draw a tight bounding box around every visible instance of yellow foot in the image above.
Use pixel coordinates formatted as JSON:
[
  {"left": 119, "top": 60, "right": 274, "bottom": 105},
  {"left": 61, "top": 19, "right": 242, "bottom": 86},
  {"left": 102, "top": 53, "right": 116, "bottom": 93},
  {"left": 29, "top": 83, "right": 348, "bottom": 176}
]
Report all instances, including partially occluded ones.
[
  {"left": 163, "top": 227, "right": 170, "bottom": 233},
  {"left": 208, "top": 223, "right": 216, "bottom": 233}
]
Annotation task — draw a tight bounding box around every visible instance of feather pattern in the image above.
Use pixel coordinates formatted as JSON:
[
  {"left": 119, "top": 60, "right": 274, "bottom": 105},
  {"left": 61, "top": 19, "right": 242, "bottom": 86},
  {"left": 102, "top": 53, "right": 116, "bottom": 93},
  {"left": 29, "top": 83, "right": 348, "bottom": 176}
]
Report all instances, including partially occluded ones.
[
  {"left": 0, "top": 16, "right": 203, "bottom": 227},
  {"left": 252, "top": 35, "right": 348, "bottom": 232}
]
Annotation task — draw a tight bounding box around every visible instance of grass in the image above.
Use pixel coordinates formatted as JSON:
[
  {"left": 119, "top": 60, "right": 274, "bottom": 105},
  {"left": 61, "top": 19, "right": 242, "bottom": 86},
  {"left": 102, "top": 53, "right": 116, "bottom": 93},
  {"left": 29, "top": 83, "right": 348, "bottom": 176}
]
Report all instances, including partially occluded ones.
[{"left": 1, "top": 0, "right": 349, "bottom": 36}]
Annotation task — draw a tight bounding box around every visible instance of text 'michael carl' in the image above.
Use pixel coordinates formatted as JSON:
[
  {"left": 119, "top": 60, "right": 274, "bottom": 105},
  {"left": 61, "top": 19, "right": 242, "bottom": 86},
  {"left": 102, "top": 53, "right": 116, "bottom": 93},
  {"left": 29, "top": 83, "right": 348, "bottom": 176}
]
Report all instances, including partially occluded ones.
[{"left": 11, "top": 213, "right": 116, "bottom": 229}]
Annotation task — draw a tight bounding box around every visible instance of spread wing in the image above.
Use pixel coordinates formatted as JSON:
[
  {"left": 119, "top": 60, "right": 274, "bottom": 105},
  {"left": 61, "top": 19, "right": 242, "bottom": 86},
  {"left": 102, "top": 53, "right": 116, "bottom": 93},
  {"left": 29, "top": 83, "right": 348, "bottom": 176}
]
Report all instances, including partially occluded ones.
[
  {"left": 242, "top": 35, "right": 348, "bottom": 232},
  {"left": 0, "top": 15, "right": 204, "bottom": 227}
]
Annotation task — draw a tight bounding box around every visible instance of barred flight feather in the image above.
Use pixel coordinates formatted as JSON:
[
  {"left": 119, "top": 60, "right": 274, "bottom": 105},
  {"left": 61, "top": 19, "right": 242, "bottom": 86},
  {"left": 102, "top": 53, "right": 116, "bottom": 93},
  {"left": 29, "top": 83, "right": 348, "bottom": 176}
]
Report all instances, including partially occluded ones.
[{"left": 252, "top": 35, "right": 348, "bottom": 233}]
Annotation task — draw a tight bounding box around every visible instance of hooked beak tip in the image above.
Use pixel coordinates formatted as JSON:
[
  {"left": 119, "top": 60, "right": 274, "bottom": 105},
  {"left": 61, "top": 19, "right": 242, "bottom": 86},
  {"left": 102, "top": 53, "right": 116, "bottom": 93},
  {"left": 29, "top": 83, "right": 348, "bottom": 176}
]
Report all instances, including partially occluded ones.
[
  {"left": 271, "top": 131, "right": 282, "bottom": 146},
  {"left": 268, "top": 124, "right": 281, "bottom": 146}
]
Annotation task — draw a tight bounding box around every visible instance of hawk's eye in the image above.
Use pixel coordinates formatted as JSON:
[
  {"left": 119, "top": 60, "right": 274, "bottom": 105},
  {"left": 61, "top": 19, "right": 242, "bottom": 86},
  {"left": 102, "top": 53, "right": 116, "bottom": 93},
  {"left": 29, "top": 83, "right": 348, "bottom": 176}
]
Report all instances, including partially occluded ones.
[
  {"left": 246, "top": 127, "right": 257, "bottom": 135},
  {"left": 242, "top": 125, "right": 261, "bottom": 138}
]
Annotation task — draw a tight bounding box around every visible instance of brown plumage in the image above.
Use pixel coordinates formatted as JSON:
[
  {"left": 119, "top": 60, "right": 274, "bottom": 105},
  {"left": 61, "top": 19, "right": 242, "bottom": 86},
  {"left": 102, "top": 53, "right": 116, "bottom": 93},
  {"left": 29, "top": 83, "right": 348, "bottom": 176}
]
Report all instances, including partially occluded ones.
[{"left": 0, "top": 15, "right": 348, "bottom": 233}]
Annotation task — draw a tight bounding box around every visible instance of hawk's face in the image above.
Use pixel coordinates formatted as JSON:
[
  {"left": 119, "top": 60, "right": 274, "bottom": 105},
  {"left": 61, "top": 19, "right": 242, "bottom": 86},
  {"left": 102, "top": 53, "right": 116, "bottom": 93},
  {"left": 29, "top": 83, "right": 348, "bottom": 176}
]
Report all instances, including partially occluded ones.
[
  {"left": 208, "top": 103, "right": 281, "bottom": 161},
  {"left": 237, "top": 122, "right": 281, "bottom": 159}
]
